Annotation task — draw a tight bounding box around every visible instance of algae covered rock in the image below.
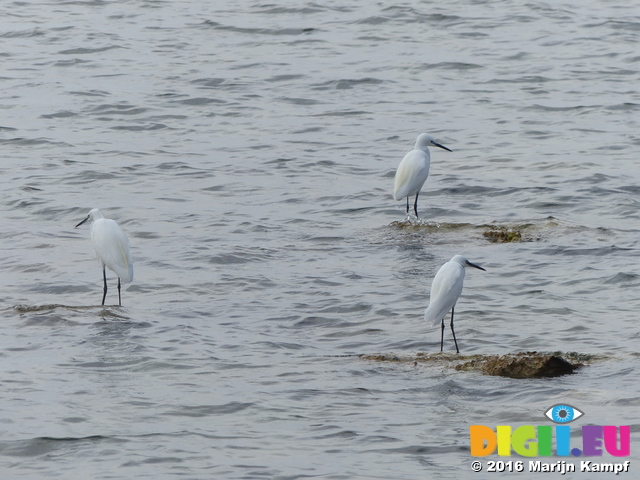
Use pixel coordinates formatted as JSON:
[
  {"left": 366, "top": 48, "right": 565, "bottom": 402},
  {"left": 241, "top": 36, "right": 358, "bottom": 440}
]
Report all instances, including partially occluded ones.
[
  {"left": 361, "top": 351, "right": 585, "bottom": 379},
  {"left": 482, "top": 226, "right": 523, "bottom": 243},
  {"left": 454, "top": 352, "right": 580, "bottom": 379}
]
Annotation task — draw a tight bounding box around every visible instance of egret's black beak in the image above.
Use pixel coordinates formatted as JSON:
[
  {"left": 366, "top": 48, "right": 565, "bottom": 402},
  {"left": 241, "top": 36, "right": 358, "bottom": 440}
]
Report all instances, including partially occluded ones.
[
  {"left": 432, "top": 141, "right": 452, "bottom": 152},
  {"left": 75, "top": 216, "right": 90, "bottom": 228},
  {"left": 466, "top": 260, "right": 486, "bottom": 271}
]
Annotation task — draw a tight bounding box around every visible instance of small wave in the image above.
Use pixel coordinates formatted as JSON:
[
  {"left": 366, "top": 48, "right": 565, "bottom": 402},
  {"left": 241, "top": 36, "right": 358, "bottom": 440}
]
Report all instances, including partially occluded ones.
[
  {"left": 0, "top": 436, "right": 123, "bottom": 458},
  {"left": 58, "top": 45, "right": 122, "bottom": 55},
  {"left": 40, "top": 110, "right": 78, "bottom": 119},
  {"left": 163, "top": 402, "right": 253, "bottom": 417},
  {"left": 88, "top": 104, "right": 149, "bottom": 115},
  {"left": 0, "top": 137, "right": 72, "bottom": 147},
  {"left": 200, "top": 20, "right": 317, "bottom": 36},
  {"left": 0, "top": 28, "right": 45, "bottom": 38},
  {"left": 311, "top": 78, "right": 385, "bottom": 90}
]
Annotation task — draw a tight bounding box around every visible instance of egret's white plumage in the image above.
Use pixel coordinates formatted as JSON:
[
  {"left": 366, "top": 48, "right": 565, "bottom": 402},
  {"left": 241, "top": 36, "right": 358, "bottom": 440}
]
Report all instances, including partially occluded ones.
[
  {"left": 75, "top": 208, "right": 133, "bottom": 306},
  {"left": 393, "top": 133, "right": 451, "bottom": 218},
  {"left": 424, "top": 255, "right": 485, "bottom": 353}
]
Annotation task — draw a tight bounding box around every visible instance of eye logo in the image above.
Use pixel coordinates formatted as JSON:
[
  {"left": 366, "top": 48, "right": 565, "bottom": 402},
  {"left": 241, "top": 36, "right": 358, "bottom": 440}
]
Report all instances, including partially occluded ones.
[{"left": 545, "top": 404, "right": 584, "bottom": 424}]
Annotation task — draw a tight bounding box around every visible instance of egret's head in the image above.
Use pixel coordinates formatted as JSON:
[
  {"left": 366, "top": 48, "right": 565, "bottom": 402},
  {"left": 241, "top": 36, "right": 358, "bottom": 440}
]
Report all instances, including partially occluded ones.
[
  {"left": 415, "top": 133, "right": 452, "bottom": 153},
  {"left": 75, "top": 208, "right": 103, "bottom": 228},
  {"left": 451, "top": 255, "right": 486, "bottom": 271}
]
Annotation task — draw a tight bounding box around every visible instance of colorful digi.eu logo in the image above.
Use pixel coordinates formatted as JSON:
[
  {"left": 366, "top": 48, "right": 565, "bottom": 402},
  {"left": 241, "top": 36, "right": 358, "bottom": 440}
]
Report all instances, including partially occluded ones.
[{"left": 470, "top": 404, "right": 630, "bottom": 457}]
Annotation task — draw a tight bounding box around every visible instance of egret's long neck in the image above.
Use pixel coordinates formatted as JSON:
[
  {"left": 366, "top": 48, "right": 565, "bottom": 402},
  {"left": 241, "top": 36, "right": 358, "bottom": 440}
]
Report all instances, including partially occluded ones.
[{"left": 415, "top": 140, "right": 430, "bottom": 152}]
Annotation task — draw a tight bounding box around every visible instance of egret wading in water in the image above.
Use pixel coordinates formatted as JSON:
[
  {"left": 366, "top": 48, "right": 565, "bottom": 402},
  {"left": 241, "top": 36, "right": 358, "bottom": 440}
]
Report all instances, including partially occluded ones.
[
  {"left": 393, "top": 133, "right": 452, "bottom": 219},
  {"left": 75, "top": 209, "right": 134, "bottom": 306},
  {"left": 423, "top": 255, "right": 485, "bottom": 353}
]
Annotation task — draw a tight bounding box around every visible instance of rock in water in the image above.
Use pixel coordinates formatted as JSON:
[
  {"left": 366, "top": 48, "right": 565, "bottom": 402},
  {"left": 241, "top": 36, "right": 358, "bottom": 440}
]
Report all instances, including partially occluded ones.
[{"left": 455, "top": 352, "right": 580, "bottom": 378}]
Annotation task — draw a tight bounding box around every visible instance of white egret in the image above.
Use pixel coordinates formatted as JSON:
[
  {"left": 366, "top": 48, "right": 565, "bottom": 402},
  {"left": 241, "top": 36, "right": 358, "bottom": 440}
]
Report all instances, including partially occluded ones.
[
  {"left": 424, "top": 255, "right": 485, "bottom": 353},
  {"left": 393, "top": 133, "right": 452, "bottom": 218},
  {"left": 75, "top": 209, "right": 134, "bottom": 306}
]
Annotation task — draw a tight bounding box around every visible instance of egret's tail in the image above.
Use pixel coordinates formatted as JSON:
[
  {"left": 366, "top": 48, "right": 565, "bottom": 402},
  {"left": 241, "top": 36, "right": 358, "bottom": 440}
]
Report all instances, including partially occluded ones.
[
  {"left": 124, "top": 264, "right": 134, "bottom": 283},
  {"left": 393, "top": 184, "right": 410, "bottom": 202},
  {"left": 424, "top": 307, "right": 442, "bottom": 327}
]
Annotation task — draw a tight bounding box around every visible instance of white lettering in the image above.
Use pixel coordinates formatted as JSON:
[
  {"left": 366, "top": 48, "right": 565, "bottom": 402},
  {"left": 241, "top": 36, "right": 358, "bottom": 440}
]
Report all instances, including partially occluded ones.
[
  {"left": 529, "top": 461, "right": 575, "bottom": 475},
  {"left": 581, "top": 461, "right": 632, "bottom": 475}
]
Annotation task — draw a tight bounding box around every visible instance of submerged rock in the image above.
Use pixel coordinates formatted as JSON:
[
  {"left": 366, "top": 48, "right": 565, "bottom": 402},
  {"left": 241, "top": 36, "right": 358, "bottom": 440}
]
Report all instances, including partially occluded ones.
[
  {"left": 361, "top": 351, "right": 585, "bottom": 379},
  {"left": 454, "top": 352, "right": 581, "bottom": 378},
  {"left": 482, "top": 225, "right": 523, "bottom": 243},
  {"left": 388, "top": 219, "right": 449, "bottom": 230},
  {"left": 14, "top": 304, "right": 68, "bottom": 313},
  {"left": 388, "top": 218, "right": 555, "bottom": 243}
]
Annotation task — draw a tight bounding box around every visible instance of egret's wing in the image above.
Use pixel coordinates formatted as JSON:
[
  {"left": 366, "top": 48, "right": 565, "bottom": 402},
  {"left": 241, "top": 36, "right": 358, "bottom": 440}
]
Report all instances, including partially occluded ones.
[
  {"left": 91, "top": 219, "right": 134, "bottom": 283},
  {"left": 393, "top": 150, "right": 430, "bottom": 200},
  {"left": 424, "top": 261, "right": 465, "bottom": 326}
]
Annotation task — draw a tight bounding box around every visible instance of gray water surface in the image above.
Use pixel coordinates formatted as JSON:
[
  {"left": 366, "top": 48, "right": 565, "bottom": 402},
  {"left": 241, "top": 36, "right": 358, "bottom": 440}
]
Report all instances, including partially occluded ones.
[{"left": 1, "top": 1, "right": 639, "bottom": 478}]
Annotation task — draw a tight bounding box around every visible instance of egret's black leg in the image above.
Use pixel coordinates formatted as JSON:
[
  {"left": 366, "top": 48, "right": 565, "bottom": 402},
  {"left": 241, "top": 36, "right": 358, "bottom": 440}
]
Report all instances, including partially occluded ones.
[
  {"left": 117, "top": 277, "right": 122, "bottom": 306},
  {"left": 450, "top": 307, "right": 460, "bottom": 354},
  {"left": 406, "top": 196, "right": 410, "bottom": 215},
  {"left": 101, "top": 266, "right": 108, "bottom": 306},
  {"left": 440, "top": 319, "right": 445, "bottom": 352},
  {"left": 413, "top": 192, "right": 420, "bottom": 218}
]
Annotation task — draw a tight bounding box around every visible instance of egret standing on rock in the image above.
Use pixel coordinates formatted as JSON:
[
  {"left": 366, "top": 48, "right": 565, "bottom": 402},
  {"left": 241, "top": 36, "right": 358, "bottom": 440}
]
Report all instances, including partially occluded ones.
[
  {"left": 75, "top": 209, "right": 134, "bottom": 306},
  {"left": 393, "top": 133, "right": 452, "bottom": 219},
  {"left": 424, "top": 255, "right": 485, "bottom": 353}
]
